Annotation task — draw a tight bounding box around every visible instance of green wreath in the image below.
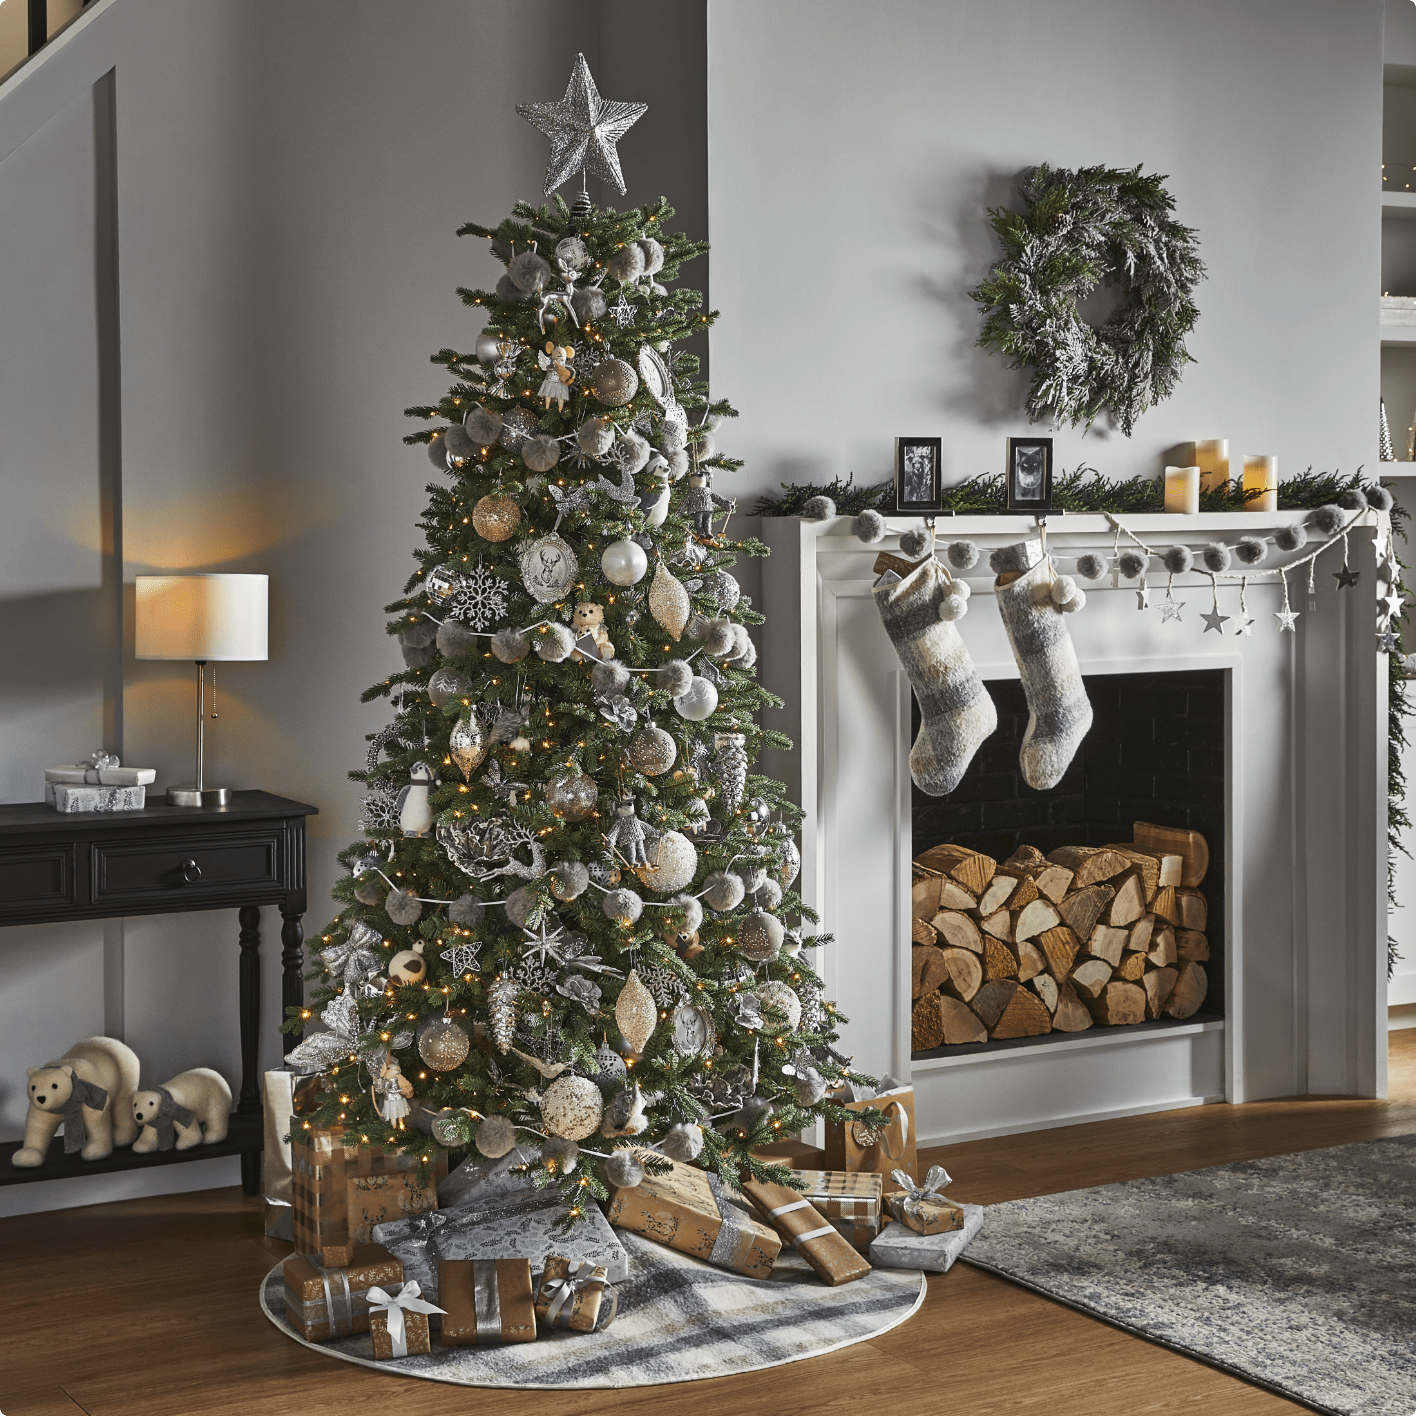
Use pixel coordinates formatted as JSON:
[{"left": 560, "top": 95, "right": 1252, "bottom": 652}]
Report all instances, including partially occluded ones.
[{"left": 970, "top": 164, "right": 1205, "bottom": 437}]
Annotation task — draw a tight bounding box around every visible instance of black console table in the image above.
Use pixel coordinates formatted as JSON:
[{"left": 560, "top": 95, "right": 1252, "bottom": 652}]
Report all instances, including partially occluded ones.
[{"left": 0, "top": 790, "right": 318, "bottom": 1195}]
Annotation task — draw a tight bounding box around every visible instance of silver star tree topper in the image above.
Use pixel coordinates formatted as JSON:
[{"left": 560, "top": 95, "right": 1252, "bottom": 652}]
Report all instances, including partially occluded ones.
[{"left": 517, "top": 53, "right": 647, "bottom": 196}]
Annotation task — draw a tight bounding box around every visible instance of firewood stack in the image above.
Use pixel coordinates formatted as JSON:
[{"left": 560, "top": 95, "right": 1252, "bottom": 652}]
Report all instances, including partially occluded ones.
[{"left": 910, "top": 822, "right": 1211, "bottom": 1050}]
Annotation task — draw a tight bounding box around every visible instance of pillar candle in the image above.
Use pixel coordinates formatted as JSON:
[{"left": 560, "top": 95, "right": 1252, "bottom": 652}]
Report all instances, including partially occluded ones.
[
  {"left": 1242, "top": 455, "right": 1278, "bottom": 513},
  {"left": 1192, "top": 439, "right": 1229, "bottom": 493},
  {"left": 1163, "top": 465, "right": 1201, "bottom": 515}
]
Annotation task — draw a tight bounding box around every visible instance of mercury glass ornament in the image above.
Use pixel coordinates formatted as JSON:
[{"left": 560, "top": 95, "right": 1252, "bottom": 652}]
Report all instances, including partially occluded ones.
[
  {"left": 539, "top": 1074, "right": 604, "bottom": 1142},
  {"left": 673, "top": 676, "right": 719, "bottom": 721},
  {"left": 634, "top": 830, "right": 698, "bottom": 894},
  {"left": 428, "top": 667, "right": 472, "bottom": 707},
  {"left": 601, "top": 538, "right": 649, "bottom": 587},
  {"left": 615, "top": 969, "right": 657, "bottom": 1053},
  {"left": 591, "top": 357, "right": 638, "bottom": 406},
  {"left": 472, "top": 493, "right": 522, "bottom": 542},
  {"left": 545, "top": 773, "right": 598, "bottom": 820},
  {"left": 419, "top": 1016, "right": 471, "bottom": 1071},
  {"left": 648, "top": 562, "right": 690, "bottom": 640},
  {"left": 627, "top": 723, "right": 676, "bottom": 776},
  {"left": 449, "top": 714, "right": 488, "bottom": 779},
  {"left": 756, "top": 980, "right": 802, "bottom": 1031},
  {"left": 499, "top": 407, "right": 539, "bottom": 451}
]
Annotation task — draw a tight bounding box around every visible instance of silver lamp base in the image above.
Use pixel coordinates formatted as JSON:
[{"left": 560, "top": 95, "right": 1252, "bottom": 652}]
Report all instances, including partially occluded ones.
[{"left": 167, "top": 785, "right": 232, "bottom": 807}]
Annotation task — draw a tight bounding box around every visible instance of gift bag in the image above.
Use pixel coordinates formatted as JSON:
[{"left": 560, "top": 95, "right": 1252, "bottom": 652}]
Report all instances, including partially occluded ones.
[
  {"left": 262, "top": 1068, "right": 331, "bottom": 1239},
  {"left": 823, "top": 1082, "right": 916, "bottom": 1178}
]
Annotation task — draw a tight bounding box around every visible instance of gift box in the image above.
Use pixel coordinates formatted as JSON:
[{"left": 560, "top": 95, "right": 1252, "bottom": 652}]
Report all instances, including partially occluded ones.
[
  {"left": 438, "top": 1143, "right": 540, "bottom": 1209},
  {"left": 348, "top": 1172, "right": 438, "bottom": 1246},
  {"left": 368, "top": 1280, "right": 444, "bottom": 1359},
  {"left": 262, "top": 1068, "right": 332, "bottom": 1237},
  {"left": 45, "top": 782, "right": 145, "bottom": 813},
  {"left": 281, "top": 1243, "right": 403, "bottom": 1340},
  {"left": 883, "top": 1164, "right": 964, "bottom": 1235},
  {"left": 291, "top": 1125, "right": 446, "bottom": 1266},
  {"left": 604, "top": 1158, "right": 780, "bottom": 1277},
  {"left": 823, "top": 1081, "right": 917, "bottom": 1178},
  {"left": 44, "top": 756, "right": 155, "bottom": 786},
  {"left": 439, "top": 1259, "right": 537, "bottom": 1346},
  {"left": 787, "top": 1169, "right": 883, "bottom": 1253},
  {"left": 868, "top": 1203, "right": 985, "bottom": 1273},
  {"left": 534, "top": 1255, "right": 614, "bottom": 1333},
  {"left": 740, "top": 1178, "right": 873, "bottom": 1286}
]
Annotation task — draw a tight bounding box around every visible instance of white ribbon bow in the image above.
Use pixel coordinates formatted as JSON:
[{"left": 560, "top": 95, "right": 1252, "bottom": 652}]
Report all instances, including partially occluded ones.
[
  {"left": 890, "top": 1164, "right": 952, "bottom": 1219},
  {"left": 366, "top": 1280, "right": 446, "bottom": 1358}
]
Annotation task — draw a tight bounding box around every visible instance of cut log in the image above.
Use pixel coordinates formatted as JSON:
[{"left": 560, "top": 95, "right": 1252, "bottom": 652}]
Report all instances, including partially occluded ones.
[
  {"left": 1164, "top": 962, "right": 1209, "bottom": 1018},
  {"left": 1151, "top": 886, "right": 1180, "bottom": 926},
  {"left": 1104, "top": 871, "right": 1146, "bottom": 928},
  {"left": 940, "top": 947, "right": 983, "bottom": 1003},
  {"left": 1143, "top": 965, "right": 1179, "bottom": 1019},
  {"left": 1087, "top": 925, "right": 1128, "bottom": 969},
  {"left": 1116, "top": 951, "right": 1147, "bottom": 981},
  {"left": 911, "top": 916, "right": 938, "bottom": 948},
  {"left": 1033, "top": 864, "right": 1075, "bottom": 903},
  {"left": 1133, "top": 822, "right": 1208, "bottom": 887},
  {"left": 1046, "top": 845, "right": 1129, "bottom": 888},
  {"left": 984, "top": 936, "right": 1019, "bottom": 982},
  {"left": 993, "top": 870, "right": 1041, "bottom": 909},
  {"left": 1088, "top": 980, "right": 1146, "bottom": 1026},
  {"left": 915, "top": 843, "right": 996, "bottom": 896},
  {"left": 1051, "top": 981, "right": 1094, "bottom": 1032},
  {"left": 911, "top": 994, "right": 945, "bottom": 1050},
  {"left": 1176, "top": 888, "right": 1209, "bottom": 931},
  {"left": 991, "top": 988, "right": 1052, "bottom": 1039},
  {"left": 1070, "top": 958, "right": 1114, "bottom": 1001},
  {"left": 937, "top": 879, "right": 978, "bottom": 911},
  {"left": 1177, "top": 928, "right": 1210, "bottom": 964},
  {"left": 977, "top": 874, "right": 1018, "bottom": 916},
  {"left": 1014, "top": 938, "right": 1047, "bottom": 982},
  {"left": 911, "top": 945, "right": 952, "bottom": 999},
  {"left": 1126, "top": 915, "right": 1155, "bottom": 954},
  {"left": 938, "top": 994, "right": 988, "bottom": 1045},
  {"left": 932, "top": 911, "right": 984, "bottom": 954},
  {"left": 1037, "top": 925, "right": 1081, "bottom": 981},
  {"left": 913, "top": 875, "right": 975, "bottom": 918},
  {"left": 1002, "top": 845, "right": 1045, "bottom": 871},
  {"left": 1030, "top": 972, "right": 1059, "bottom": 1013},
  {"left": 1014, "top": 897, "right": 1061, "bottom": 942},
  {"left": 980, "top": 909, "right": 1013, "bottom": 943},
  {"left": 1102, "top": 844, "right": 1161, "bottom": 900},
  {"left": 969, "top": 980, "right": 1017, "bottom": 1031},
  {"left": 1058, "top": 884, "right": 1115, "bottom": 942},
  {"left": 1147, "top": 924, "right": 1177, "bottom": 968}
]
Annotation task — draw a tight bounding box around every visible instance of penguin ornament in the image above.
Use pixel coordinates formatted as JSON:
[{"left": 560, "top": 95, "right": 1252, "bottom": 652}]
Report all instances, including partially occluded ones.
[
  {"left": 396, "top": 762, "right": 436, "bottom": 837},
  {"left": 637, "top": 457, "right": 671, "bottom": 529}
]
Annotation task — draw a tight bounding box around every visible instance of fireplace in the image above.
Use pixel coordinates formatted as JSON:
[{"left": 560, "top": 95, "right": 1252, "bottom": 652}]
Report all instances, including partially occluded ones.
[{"left": 760, "top": 511, "right": 1389, "bottom": 1145}]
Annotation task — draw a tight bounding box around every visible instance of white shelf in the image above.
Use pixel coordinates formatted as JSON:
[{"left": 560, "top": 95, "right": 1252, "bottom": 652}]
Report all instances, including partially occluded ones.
[
  {"left": 1382, "top": 325, "right": 1416, "bottom": 346},
  {"left": 1383, "top": 191, "right": 1416, "bottom": 218}
]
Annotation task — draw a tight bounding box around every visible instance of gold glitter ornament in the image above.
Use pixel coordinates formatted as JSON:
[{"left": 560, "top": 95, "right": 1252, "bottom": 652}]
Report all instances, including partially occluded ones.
[
  {"left": 737, "top": 909, "right": 785, "bottom": 962},
  {"left": 472, "top": 493, "right": 522, "bottom": 542},
  {"left": 545, "top": 773, "right": 598, "bottom": 820},
  {"left": 539, "top": 1074, "right": 604, "bottom": 1142},
  {"left": 615, "top": 969, "right": 657, "bottom": 1053},
  {"left": 627, "top": 723, "right": 676, "bottom": 776},
  {"left": 449, "top": 714, "right": 488, "bottom": 779},
  {"left": 755, "top": 980, "right": 802, "bottom": 1031},
  {"left": 418, "top": 1016, "right": 471, "bottom": 1071},
  {"left": 634, "top": 830, "right": 698, "bottom": 894},
  {"left": 648, "top": 562, "right": 690, "bottom": 641}
]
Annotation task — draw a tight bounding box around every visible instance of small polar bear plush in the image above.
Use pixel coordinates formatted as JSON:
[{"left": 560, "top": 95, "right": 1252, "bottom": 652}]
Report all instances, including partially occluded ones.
[
  {"left": 131, "top": 1068, "right": 232, "bottom": 1153},
  {"left": 13, "top": 1036, "right": 141, "bottom": 1166},
  {"left": 570, "top": 601, "right": 615, "bottom": 663}
]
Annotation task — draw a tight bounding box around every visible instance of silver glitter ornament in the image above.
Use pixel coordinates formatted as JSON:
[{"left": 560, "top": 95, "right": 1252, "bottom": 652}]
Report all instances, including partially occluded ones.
[
  {"left": 499, "top": 407, "right": 540, "bottom": 452},
  {"left": 418, "top": 1016, "right": 471, "bottom": 1071},
  {"left": 546, "top": 773, "right": 598, "bottom": 820},
  {"left": 711, "top": 733, "right": 748, "bottom": 816},
  {"left": 591, "top": 357, "right": 638, "bottom": 407},
  {"left": 627, "top": 722, "right": 676, "bottom": 776}
]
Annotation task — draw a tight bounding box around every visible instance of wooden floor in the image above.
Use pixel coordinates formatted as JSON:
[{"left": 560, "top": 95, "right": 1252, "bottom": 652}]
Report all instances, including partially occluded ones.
[{"left": 4, "top": 1031, "right": 1413, "bottom": 1416}]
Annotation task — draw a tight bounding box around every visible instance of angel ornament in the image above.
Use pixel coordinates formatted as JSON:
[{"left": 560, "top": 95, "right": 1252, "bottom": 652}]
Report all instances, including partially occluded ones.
[
  {"left": 537, "top": 342, "right": 577, "bottom": 409},
  {"left": 683, "top": 469, "right": 735, "bottom": 539},
  {"left": 605, "top": 796, "right": 656, "bottom": 868},
  {"left": 374, "top": 1057, "right": 414, "bottom": 1130}
]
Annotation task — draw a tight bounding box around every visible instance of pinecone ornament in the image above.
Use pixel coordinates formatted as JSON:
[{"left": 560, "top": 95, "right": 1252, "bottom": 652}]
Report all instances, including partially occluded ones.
[
  {"left": 711, "top": 733, "right": 748, "bottom": 816},
  {"left": 489, "top": 975, "right": 518, "bottom": 1054}
]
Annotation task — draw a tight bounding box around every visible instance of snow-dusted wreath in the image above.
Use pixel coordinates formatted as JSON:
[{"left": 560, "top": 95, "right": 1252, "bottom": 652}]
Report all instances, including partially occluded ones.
[{"left": 970, "top": 164, "right": 1205, "bottom": 437}]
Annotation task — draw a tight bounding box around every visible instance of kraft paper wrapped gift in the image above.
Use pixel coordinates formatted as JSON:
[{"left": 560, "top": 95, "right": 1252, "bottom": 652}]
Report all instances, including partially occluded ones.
[
  {"left": 868, "top": 1202, "right": 985, "bottom": 1273},
  {"left": 823, "top": 1080, "right": 917, "bottom": 1179},
  {"left": 787, "top": 1168, "right": 883, "bottom": 1252},
  {"left": 439, "top": 1259, "right": 537, "bottom": 1346},
  {"left": 740, "top": 1178, "right": 873, "bottom": 1286},
  {"left": 368, "top": 1280, "right": 444, "bottom": 1359},
  {"left": 348, "top": 1171, "right": 438, "bottom": 1246},
  {"left": 281, "top": 1243, "right": 403, "bottom": 1340},
  {"left": 535, "top": 1255, "right": 615, "bottom": 1333},
  {"left": 604, "top": 1158, "right": 780, "bottom": 1277},
  {"left": 291, "top": 1125, "right": 446, "bottom": 1266},
  {"left": 883, "top": 1165, "right": 965, "bottom": 1235}
]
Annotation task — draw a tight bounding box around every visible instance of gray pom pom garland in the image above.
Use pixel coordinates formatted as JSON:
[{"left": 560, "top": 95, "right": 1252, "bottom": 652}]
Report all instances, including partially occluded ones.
[
  {"left": 400, "top": 640, "right": 435, "bottom": 669},
  {"left": 508, "top": 250, "right": 552, "bottom": 293},
  {"left": 1336, "top": 488, "right": 1366, "bottom": 512},
  {"left": 802, "top": 495, "right": 836, "bottom": 521},
  {"left": 899, "top": 528, "right": 930, "bottom": 558},
  {"left": 702, "top": 619, "right": 735, "bottom": 656},
  {"left": 591, "top": 659, "right": 631, "bottom": 696},
  {"left": 549, "top": 860, "right": 590, "bottom": 901},
  {"left": 702, "top": 871, "right": 745, "bottom": 912},
  {"left": 1201, "top": 542, "right": 1232, "bottom": 573},
  {"left": 464, "top": 405, "right": 503, "bottom": 446},
  {"left": 385, "top": 888, "right": 423, "bottom": 927},
  {"left": 660, "top": 1122, "right": 704, "bottom": 1162},
  {"left": 656, "top": 660, "right": 694, "bottom": 696},
  {"left": 668, "top": 892, "right": 704, "bottom": 934},
  {"left": 606, "top": 243, "right": 646, "bottom": 284},
  {"left": 570, "top": 287, "right": 606, "bottom": 323},
  {"left": 946, "top": 540, "right": 981, "bottom": 571},
  {"left": 521, "top": 435, "right": 560, "bottom": 473},
  {"left": 734, "top": 863, "right": 768, "bottom": 894},
  {"left": 1076, "top": 552, "right": 1106, "bottom": 581},
  {"left": 504, "top": 885, "right": 540, "bottom": 927},
  {"left": 615, "top": 432, "right": 651, "bottom": 475},
  {"left": 1309, "top": 504, "right": 1345, "bottom": 536},
  {"left": 603, "top": 887, "right": 643, "bottom": 924},
  {"left": 449, "top": 895, "right": 484, "bottom": 927},
  {"left": 1367, "top": 484, "right": 1395, "bottom": 512},
  {"left": 427, "top": 433, "right": 449, "bottom": 468},
  {"left": 852, "top": 509, "right": 886, "bottom": 543},
  {"left": 638, "top": 237, "right": 665, "bottom": 276},
  {"left": 443, "top": 424, "right": 474, "bottom": 461},
  {"left": 1234, "top": 535, "right": 1267, "bottom": 566},
  {"left": 1274, "top": 523, "right": 1307, "bottom": 552},
  {"left": 536, "top": 623, "right": 577, "bottom": 662},
  {"left": 604, "top": 1149, "right": 644, "bottom": 1187},
  {"left": 491, "top": 627, "right": 529, "bottom": 663},
  {"left": 1162, "top": 545, "right": 1193, "bottom": 575},
  {"left": 1116, "top": 550, "right": 1148, "bottom": 580},
  {"left": 436, "top": 618, "right": 478, "bottom": 658},
  {"left": 399, "top": 618, "right": 437, "bottom": 648}
]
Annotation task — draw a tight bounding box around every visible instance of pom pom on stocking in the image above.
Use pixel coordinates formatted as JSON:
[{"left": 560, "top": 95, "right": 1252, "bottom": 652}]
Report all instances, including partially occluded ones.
[{"left": 937, "top": 580, "right": 971, "bottom": 622}]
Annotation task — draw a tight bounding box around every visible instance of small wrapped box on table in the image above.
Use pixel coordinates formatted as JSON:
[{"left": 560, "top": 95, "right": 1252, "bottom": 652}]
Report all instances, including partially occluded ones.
[
  {"left": 439, "top": 1259, "right": 537, "bottom": 1346},
  {"left": 740, "top": 1178, "right": 873, "bottom": 1286},
  {"left": 787, "top": 1169, "right": 883, "bottom": 1253},
  {"left": 869, "top": 1203, "right": 985, "bottom": 1274},
  {"left": 535, "top": 1255, "right": 614, "bottom": 1333},
  {"left": 44, "top": 755, "right": 153, "bottom": 813},
  {"left": 883, "top": 1165, "right": 965, "bottom": 1235},
  {"left": 368, "top": 1280, "right": 444, "bottom": 1360},
  {"left": 282, "top": 1243, "right": 403, "bottom": 1340},
  {"left": 604, "top": 1157, "right": 780, "bottom": 1277}
]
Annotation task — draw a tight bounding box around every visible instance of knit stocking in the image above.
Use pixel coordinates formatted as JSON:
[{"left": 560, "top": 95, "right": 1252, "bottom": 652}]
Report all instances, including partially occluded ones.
[
  {"left": 873, "top": 557, "right": 997, "bottom": 796},
  {"left": 993, "top": 557, "right": 1092, "bottom": 790}
]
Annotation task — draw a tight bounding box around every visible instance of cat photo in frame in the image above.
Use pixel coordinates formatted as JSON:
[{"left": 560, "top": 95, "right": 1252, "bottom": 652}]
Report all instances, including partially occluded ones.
[
  {"left": 1006, "top": 437, "right": 1053, "bottom": 511},
  {"left": 895, "top": 436, "right": 943, "bottom": 513}
]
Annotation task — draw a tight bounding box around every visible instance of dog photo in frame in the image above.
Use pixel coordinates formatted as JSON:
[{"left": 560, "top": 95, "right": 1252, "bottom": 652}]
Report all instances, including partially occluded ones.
[
  {"left": 1005, "top": 437, "right": 1053, "bottom": 511},
  {"left": 895, "top": 436, "right": 943, "bottom": 513}
]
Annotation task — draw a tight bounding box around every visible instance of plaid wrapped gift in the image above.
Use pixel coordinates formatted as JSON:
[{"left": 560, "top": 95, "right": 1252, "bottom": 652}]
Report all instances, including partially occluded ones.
[
  {"left": 787, "top": 1169, "right": 883, "bottom": 1253},
  {"left": 348, "top": 1171, "right": 438, "bottom": 1246}
]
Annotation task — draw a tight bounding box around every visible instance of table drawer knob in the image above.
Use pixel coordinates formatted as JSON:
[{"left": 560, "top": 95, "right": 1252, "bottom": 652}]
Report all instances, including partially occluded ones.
[{"left": 180, "top": 859, "right": 202, "bottom": 884}]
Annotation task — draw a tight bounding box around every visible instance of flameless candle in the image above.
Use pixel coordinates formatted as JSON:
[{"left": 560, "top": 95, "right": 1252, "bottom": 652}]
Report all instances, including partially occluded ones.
[
  {"left": 1163, "top": 465, "right": 1201, "bottom": 514},
  {"left": 1242, "top": 455, "right": 1278, "bottom": 512},
  {"left": 1192, "top": 439, "right": 1229, "bottom": 493}
]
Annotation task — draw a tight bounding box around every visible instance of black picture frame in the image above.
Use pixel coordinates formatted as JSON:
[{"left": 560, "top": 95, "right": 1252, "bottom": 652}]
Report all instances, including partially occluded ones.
[
  {"left": 895, "top": 437, "right": 943, "bottom": 512},
  {"left": 1005, "top": 437, "right": 1053, "bottom": 511}
]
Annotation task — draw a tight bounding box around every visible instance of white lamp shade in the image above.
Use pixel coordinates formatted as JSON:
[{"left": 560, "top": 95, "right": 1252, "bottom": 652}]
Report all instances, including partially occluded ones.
[{"left": 134, "top": 574, "right": 268, "bottom": 661}]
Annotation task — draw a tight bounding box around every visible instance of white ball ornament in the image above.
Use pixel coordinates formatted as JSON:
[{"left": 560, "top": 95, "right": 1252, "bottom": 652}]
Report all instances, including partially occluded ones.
[
  {"left": 539, "top": 1075, "right": 604, "bottom": 1142},
  {"left": 389, "top": 948, "right": 427, "bottom": 984},
  {"left": 601, "top": 538, "right": 649, "bottom": 587},
  {"left": 673, "top": 676, "right": 719, "bottom": 721},
  {"left": 635, "top": 831, "right": 698, "bottom": 893},
  {"left": 738, "top": 909, "right": 785, "bottom": 962},
  {"left": 756, "top": 980, "right": 802, "bottom": 1031}
]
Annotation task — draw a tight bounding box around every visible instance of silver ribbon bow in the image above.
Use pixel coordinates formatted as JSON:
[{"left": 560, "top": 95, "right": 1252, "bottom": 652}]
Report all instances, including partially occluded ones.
[
  {"left": 542, "top": 1260, "right": 618, "bottom": 1331},
  {"left": 890, "top": 1164, "right": 953, "bottom": 1221},
  {"left": 365, "top": 1280, "right": 446, "bottom": 1358}
]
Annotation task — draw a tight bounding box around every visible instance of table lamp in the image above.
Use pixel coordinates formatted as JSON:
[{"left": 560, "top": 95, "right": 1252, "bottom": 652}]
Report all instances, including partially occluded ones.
[{"left": 134, "top": 574, "right": 268, "bottom": 806}]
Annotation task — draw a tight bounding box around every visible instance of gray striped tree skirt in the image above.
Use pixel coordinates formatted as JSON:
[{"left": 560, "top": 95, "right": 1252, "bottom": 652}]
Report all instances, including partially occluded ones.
[{"left": 260, "top": 1228, "right": 925, "bottom": 1387}]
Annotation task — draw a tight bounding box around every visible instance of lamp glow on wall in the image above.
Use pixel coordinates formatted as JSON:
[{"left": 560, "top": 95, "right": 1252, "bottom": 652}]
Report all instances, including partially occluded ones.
[{"left": 134, "top": 574, "right": 268, "bottom": 806}]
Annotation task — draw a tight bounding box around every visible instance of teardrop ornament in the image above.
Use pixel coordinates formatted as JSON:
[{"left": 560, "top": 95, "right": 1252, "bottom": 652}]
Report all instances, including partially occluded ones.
[
  {"left": 648, "top": 562, "right": 691, "bottom": 641},
  {"left": 615, "top": 969, "right": 658, "bottom": 1054},
  {"left": 449, "top": 714, "right": 488, "bottom": 779}
]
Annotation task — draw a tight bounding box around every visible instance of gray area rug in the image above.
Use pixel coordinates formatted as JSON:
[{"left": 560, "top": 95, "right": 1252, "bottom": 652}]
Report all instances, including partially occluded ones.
[
  {"left": 260, "top": 1227, "right": 924, "bottom": 1388},
  {"left": 963, "top": 1133, "right": 1416, "bottom": 1416}
]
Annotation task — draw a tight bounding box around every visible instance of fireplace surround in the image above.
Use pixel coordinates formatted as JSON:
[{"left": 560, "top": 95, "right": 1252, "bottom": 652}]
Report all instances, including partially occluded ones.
[{"left": 761, "top": 512, "right": 1388, "bottom": 1144}]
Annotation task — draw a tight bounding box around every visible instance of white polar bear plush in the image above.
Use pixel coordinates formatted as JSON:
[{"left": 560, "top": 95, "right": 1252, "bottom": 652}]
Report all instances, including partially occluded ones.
[
  {"left": 130, "top": 1068, "right": 232, "bottom": 1153},
  {"left": 13, "top": 1036, "right": 141, "bottom": 1166}
]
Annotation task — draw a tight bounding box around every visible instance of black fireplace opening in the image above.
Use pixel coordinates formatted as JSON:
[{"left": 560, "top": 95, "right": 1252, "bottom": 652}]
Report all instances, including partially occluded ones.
[{"left": 911, "top": 669, "right": 1224, "bottom": 1055}]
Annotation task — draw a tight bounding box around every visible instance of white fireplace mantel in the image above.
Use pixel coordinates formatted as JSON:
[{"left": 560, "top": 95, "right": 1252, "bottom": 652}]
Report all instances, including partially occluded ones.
[{"left": 760, "top": 512, "right": 1388, "bottom": 1145}]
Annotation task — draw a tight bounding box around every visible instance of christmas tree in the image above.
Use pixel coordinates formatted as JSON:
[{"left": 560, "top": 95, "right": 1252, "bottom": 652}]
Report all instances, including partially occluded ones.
[{"left": 286, "top": 55, "right": 860, "bottom": 1213}]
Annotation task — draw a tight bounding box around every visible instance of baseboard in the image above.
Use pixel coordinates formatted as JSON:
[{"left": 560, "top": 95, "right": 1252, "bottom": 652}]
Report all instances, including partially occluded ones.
[
  {"left": 917, "top": 1093, "right": 1227, "bottom": 1148},
  {"left": 1389, "top": 1002, "right": 1416, "bottom": 1031}
]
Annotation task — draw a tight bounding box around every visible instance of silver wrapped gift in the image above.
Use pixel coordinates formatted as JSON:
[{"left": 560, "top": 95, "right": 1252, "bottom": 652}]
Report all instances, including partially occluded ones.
[
  {"left": 867, "top": 1201, "right": 985, "bottom": 1273},
  {"left": 436, "top": 1144, "right": 540, "bottom": 1209},
  {"left": 45, "top": 782, "right": 146, "bottom": 813}
]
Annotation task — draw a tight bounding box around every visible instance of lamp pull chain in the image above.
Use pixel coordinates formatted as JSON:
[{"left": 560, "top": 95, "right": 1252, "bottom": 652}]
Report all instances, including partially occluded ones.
[{"left": 210, "top": 665, "right": 218, "bottom": 720}]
